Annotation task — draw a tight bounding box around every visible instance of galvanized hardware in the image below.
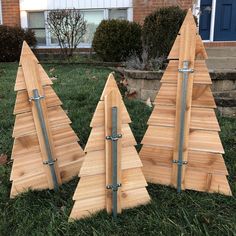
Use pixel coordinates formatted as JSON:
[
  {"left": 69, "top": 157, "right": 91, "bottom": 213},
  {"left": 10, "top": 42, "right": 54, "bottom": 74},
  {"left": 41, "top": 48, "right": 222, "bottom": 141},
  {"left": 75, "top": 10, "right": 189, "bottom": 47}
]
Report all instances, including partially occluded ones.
[
  {"left": 43, "top": 159, "right": 57, "bottom": 165},
  {"left": 106, "top": 106, "right": 122, "bottom": 219},
  {"left": 29, "top": 94, "right": 44, "bottom": 102},
  {"left": 172, "top": 160, "right": 188, "bottom": 165},
  {"left": 176, "top": 61, "right": 194, "bottom": 193},
  {"left": 106, "top": 134, "right": 122, "bottom": 141},
  {"left": 178, "top": 67, "right": 194, "bottom": 74},
  {"left": 31, "top": 89, "right": 59, "bottom": 190},
  {"left": 106, "top": 183, "right": 122, "bottom": 191}
]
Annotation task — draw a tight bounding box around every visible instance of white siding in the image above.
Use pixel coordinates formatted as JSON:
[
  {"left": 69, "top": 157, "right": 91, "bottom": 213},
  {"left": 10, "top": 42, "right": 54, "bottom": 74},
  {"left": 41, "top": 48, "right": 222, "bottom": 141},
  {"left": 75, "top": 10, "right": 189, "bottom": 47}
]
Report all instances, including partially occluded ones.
[{"left": 20, "top": 0, "right": 132, "bottom": 10}]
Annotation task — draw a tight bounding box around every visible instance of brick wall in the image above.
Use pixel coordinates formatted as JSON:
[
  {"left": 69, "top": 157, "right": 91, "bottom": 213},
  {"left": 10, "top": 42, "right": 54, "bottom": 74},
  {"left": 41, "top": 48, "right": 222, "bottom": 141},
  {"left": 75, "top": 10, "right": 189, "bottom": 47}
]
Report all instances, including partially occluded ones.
[
  {"left": 1, "top": 0, "right": 20, "bottom": 26},
  {"left": 133, "top": 0, "right": 194, "bottom": 23}
]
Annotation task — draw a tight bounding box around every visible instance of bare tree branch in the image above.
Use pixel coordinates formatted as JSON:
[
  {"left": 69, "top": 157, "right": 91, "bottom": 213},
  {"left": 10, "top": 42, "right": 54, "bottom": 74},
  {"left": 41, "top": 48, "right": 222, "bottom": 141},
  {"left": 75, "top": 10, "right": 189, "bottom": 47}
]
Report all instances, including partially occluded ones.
[{"left": 46, "top": 9, "right": 87, "bottom": 58}]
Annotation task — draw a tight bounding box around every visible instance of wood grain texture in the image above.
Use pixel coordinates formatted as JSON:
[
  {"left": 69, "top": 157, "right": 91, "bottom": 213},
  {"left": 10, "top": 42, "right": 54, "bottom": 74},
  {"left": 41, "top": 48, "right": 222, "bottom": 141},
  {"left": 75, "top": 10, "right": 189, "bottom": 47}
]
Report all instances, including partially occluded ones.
[
  {"left": 10, "top": 173, "right": 49, "bottom": 197},
  {"left": 13, "top": 106, "right": 71, "bottom": 138},
  {"left": 140, "top": 146, "right": 228, "bottom": 175},
  {"left": 70, "top": 187, "right": 150, "bottom": 220},
  {"left": 141, "top": 162, "right": 231, "bottom": 196},
  {"left": 142, "top": 126, "right": 224, "bottom": 154},
  {"left": 100, "top": 73, "right": 122, "bottom": 101},
  {"left": 90, "top": 100, "right": 131, "bottom": 127},
  {"left": 80, "top": 146, "right": 143, "bottom": 177},
  {"left": 14, "top": 86, "right": 62, "bottom": 115},
  {"left": 148, "top": 105, "right": 220, "bottom": 131},
  {"left": 161, "top": 60, "right": 212, "bottom": 85},
  {"left": 14, "top": 64, "right": 53, "bottom": 91},
  {"left": 11, "top": 142, "right": 84, "bottom": 181},
  {"left": 154, "top": 83, "right": 216, "bottom": 108},
  {"left": 168, "top": 35, "right": 208, "bottom": 60},
  {"left": 84, "top": 124, "right": 137, "bottom": 152},
  {"left": 73, "top": 169, "right": 147, "bottom": 201}
]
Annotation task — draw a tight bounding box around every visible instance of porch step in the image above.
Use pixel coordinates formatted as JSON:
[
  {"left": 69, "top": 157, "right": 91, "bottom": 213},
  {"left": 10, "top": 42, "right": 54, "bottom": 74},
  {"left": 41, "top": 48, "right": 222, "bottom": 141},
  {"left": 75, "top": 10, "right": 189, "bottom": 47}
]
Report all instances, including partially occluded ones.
[
  {"left": 206, "top": 57, "right": 236, "bottom": 71},
  {"left": 206, "top": 47, "right": 236, "bottom": 57}
]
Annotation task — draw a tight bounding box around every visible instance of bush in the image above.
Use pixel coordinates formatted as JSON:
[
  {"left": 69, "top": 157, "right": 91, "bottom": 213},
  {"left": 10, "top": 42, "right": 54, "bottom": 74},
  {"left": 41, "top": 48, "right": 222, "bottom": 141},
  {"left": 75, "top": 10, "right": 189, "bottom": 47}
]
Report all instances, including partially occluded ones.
[
  {"left": 125, "top": 47, "right": 165, "bottom": 71},
  {"left": 0, "top": 25, "right": 37, "bottom": 62},
  {"left": 92, "top": 20, "right": 142, "bottom": 62},
  {"left": 142, "top": 6, "right": 187, "bottom": 59}
]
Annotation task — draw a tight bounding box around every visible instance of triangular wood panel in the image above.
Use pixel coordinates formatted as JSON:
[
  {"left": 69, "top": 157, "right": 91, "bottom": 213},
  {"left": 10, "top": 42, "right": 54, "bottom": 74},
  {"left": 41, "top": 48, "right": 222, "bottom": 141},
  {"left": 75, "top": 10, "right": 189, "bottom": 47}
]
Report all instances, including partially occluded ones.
[
  {"left": 10, "top": 41, "right": 85, "bottom": 198},
  {"left": 70, "top": 73, "right": 150, "bottom": 220},
  {"left": 140, "top": 10, "right": 232, "bottom": 196}
]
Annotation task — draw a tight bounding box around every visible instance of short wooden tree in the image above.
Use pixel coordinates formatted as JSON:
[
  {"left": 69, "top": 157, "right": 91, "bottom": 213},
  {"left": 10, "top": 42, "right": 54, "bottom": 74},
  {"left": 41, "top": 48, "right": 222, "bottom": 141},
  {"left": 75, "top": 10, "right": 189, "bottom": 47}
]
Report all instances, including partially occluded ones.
[
  {"left": 69, "top": 74, "right": 150, "bottom": 220},
  {"left": 47, "top": 9, "right": 87, "bottom": 58}
]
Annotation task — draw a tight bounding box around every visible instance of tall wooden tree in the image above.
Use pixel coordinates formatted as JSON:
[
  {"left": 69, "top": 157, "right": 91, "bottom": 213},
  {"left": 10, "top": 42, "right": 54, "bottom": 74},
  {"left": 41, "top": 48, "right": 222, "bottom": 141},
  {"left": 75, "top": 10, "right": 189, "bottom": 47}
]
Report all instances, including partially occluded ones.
[
  {"left": 140, "top": 10, "right": 232, "bottom": 195},
  {"left": 70, "top": 73, "right": 150, "bottom": 220},
  {"left": 10, "top": 42, "right": 85, "bottom": 197}
]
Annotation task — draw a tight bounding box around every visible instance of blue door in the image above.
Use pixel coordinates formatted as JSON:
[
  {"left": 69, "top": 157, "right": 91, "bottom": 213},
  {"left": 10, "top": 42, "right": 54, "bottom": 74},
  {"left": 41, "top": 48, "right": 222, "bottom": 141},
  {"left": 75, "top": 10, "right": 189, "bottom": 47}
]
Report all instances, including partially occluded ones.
[
  {"left": 214, "top": 0, "right": 236, "bottom": 41},
  {"left": 199, "top": 0, "right": 212, "bottom": 40}
]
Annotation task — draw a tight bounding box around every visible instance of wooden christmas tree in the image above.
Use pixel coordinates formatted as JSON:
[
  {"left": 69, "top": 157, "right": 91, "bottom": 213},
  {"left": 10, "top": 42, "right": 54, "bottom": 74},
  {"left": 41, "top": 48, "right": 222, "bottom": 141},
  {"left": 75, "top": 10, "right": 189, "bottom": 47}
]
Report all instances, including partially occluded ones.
[
  {"left": 140, "top": 10, "right": 232, "bottom": 195},
  {"left": 10, "top": 42, "right": 85, "bottom": 197},
  {"left": 69, "top": 73, "right": 150, "bottom": 220}
]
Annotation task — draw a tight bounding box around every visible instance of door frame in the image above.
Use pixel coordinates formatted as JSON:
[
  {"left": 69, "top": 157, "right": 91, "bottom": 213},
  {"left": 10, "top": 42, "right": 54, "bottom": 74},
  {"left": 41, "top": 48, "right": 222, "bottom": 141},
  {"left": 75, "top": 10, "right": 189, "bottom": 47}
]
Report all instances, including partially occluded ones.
[{"left": 193, "top": 0, "right": 216, "bottom": 41}]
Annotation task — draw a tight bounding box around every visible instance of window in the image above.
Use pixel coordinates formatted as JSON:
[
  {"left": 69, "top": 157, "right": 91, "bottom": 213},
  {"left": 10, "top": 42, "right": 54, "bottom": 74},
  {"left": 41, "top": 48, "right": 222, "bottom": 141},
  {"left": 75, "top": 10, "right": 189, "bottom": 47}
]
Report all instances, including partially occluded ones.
[
  {"left": 81, "top": 10, "right": 104, "bottom": 44},
  {"left": 26, "top": 8, "right": 130, "bottom": 47},
  {"left": 28, "top": 12, "right": 46, "bottom": 45},
  {"left": 109, "top": 9, "right": 127, "bottom": 20}
]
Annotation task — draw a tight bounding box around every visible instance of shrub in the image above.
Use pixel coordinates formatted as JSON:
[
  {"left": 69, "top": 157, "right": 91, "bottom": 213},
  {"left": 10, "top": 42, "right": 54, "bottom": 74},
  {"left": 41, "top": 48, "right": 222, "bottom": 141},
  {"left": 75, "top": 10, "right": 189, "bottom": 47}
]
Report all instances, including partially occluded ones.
[
  {"left": 92, "top": 20, "right": 142, "bottom": 62},
  {"left": 125, "top": 47, "right": 166, "bottom": 71},
  {"left": 142, "top": 6, "right": 187, "bottom": 59},
  {"left": 0, "top": 25, "right": 37, "bottom": 62}
]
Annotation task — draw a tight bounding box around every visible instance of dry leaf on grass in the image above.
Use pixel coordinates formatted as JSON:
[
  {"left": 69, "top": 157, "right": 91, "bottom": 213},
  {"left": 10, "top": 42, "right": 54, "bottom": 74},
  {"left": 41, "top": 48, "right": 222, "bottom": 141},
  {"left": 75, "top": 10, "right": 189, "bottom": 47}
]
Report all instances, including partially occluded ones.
[
  {"left": 120, "top": 78, "right": 128, "bottom": 87},
  {"left": 49, "top": 67, "right": 55, "bottom": 73},
  {"left": 50, "top": 76, "right": 58, "bottom": 81},
  {"left": 146, "top": 97, "right": 152, "bottom": 108},
  {"left": 91, "top": 76, "right": 98, "bottom": 81},
  {"left": 0, "top": 154, "right": 7, "bottom": 165},
  {"left": 125, "top": 90, "right": 137, "bottom": 99}
]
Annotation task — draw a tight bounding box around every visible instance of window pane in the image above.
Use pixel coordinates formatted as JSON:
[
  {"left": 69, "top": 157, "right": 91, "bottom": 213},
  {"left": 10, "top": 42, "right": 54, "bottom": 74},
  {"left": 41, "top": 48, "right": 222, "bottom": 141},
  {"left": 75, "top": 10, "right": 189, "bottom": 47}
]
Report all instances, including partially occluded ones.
[
  {"left": 28, "top": 12, "right": 45, "bottom": 28},
  {"left": 51, "top": 34, "right": 59, "bottom": 44},
  {"left": 33, "top": 29, "right": 46, "bottom": 45},
  {"left": 109, "top": 9, "right": 127, "bottom": 20},
  {"left": 81, "top": 11, "right": 104, "bottom": 44}
]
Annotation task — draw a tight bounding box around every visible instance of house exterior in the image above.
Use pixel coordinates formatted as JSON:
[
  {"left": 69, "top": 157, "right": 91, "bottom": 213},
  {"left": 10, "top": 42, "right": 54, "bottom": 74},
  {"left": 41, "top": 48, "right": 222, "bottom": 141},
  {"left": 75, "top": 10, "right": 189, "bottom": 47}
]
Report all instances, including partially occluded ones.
[{"left": 0, "top": 0, "right": 235, "bottom": 49}]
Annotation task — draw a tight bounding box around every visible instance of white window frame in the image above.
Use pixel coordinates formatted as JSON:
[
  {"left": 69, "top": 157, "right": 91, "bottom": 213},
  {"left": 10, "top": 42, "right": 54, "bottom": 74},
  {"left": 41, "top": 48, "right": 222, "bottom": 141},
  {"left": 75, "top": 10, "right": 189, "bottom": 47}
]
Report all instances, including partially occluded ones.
[
  {"left": 108, "top": 8, "right": 128, "bottom": 20},
  {"left": 80, "top": 9, "right": 106, "bottom": 48},
  {"left": 27, "top": 11, "right": 47, "bottom": 46},
  {"left": 0, "top": 0, "right": 3, "bottom": 25},
  {"left": 193, "top": 0, "right": 217, "bottom": 42}
]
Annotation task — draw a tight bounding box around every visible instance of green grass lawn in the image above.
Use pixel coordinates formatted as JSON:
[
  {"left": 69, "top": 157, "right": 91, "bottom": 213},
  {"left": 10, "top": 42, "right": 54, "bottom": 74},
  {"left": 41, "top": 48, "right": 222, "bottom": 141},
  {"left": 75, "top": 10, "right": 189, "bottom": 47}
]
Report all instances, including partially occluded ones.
[{"left": 0, "top": 62, "right": 235, "bottom": 235}]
